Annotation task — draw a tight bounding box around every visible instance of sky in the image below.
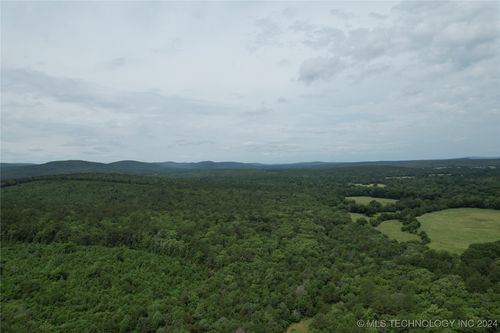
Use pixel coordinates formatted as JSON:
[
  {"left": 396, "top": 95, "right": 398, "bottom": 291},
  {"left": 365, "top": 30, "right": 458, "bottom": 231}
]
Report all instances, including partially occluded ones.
[{"left": 1, "top": 1, "right": 499, "bottom": 163}]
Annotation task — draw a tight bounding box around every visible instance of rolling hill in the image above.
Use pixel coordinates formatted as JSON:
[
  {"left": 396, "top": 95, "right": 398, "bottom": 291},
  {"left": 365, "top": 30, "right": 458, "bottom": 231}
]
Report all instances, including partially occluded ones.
[{"left": 1, "top": 158, "right": 499, "bottom": 180}]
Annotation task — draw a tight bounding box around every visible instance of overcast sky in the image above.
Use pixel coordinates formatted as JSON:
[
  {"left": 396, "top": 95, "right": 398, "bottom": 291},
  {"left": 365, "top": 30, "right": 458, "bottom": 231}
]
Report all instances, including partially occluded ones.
[{"left": 1, "top": 1, "right": 499, "bottom": 163}]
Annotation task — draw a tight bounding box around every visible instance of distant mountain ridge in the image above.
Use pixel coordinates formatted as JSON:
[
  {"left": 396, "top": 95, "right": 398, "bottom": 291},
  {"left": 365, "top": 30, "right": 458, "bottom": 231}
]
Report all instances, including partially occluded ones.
[
  {"left": 1, "top": 158, "right": 499, "bottom": 180},
  {"left": 0, "top": 163, "right": 37, "bottom": 168}
]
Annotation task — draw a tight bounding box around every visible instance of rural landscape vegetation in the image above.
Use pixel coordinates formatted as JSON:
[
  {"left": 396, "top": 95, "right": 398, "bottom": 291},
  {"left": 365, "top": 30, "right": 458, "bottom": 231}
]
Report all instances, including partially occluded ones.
[
  {"left": 2, "top": 159, "right": 500, "bottom": 332},
  {"left": 1, "top": 1, "right": 500, "bottom": 333}
]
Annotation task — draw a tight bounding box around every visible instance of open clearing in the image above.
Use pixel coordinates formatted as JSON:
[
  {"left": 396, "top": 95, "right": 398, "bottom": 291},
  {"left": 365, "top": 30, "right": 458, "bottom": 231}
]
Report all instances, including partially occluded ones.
[
  {"left": 349, "top": 212, "right": 369, "bottom": 221},
  {"left": 377, "top": 220, "right": 420, "bottom": 242},
  {"left": 418, "top": 208, "right": 500, "bottom": 254},
  {"left": 285, "top": 319, "right": 311, "bottom": 333},
  {"left": 385, "top": 176, "right": 415, "bottom": 179},
  {"left": 351, "top": 183, "right": 386, "bottom": 188},
  {"left": 346, "top": 196, "right": 397, "bottom": 205}
]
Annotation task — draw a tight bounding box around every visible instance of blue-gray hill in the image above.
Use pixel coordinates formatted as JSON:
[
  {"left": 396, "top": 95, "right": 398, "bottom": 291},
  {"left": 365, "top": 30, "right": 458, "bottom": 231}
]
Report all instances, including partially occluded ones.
[{"left": 1, "top": 158, "right": 499, "bottom": 180}]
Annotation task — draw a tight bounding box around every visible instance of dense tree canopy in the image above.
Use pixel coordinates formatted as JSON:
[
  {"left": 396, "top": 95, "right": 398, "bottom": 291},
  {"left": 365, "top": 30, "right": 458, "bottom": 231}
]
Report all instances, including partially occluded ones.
[{"left": 1, "top": 165, "right": 500, "bottom": 332}]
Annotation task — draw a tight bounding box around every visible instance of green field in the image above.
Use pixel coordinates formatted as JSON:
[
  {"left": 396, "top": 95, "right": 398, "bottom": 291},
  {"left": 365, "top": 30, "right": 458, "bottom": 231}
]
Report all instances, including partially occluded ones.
[
  {"left": 349, "top": 212, "right": 369, "bottom": 221},
  {"left": 377, "top": 220, "right": 420, "bottom": 242},
  {"left": 385, "top": 176, "right": 415, "bottom": 179},
  {"left": 346, "top": 196, "right": 397, "bottom": 205},
  {"left": 418, "top": 208, "right": 500, "bottom": 254},
  {"left": 351, "top": 183, "right": 386, "bottom": 188}
]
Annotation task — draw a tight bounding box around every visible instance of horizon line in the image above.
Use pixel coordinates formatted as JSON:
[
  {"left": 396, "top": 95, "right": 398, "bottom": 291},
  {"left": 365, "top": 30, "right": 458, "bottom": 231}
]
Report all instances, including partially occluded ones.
[{"left": 2, "top": 156, "right": 500, "bottom": 166}]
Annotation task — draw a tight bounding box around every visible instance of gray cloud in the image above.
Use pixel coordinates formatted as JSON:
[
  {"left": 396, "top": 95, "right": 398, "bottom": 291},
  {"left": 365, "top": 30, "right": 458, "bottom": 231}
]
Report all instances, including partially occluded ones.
[
  {"left": 251, "top": 18, "right": 284, "bottom": 49},
  {"left": 103, "top": 57, "right": 127, "bottom": 69},
  {"left": 298, "top": 57, "right": 345, "bottom": 84},
  {"left": 244, "top": 106, "right": 273, "bottom": 117},
  {"left": 353, "top": 62, "right": 392, "bottom": 82},
  {"left": 173, "top": 139, "right": 214, "bottom": 147},
  {"left": 303, "top": 27, "right": 346, "bottom": 50},
  {"left": 369, "top": 12, "right": 387, "bottom": 20},
  {"left": 241, "top": 141, "right": 304, "bottom": 154},
  {"left": 297, "top": 1, "right": 499, "bottom": 83},
  {"left": 329, "top": 9, "right": 355, "bottom": 20},
  {"left": 151, "top": 38, "right": 183, "bottom": 54},
  {"left": 346, "top": 28, "right": 394, "bottom": 61},
  {"left": 1, "top": 1, "right": 498, "bottom": 163},
  {"left": 289, "top": 20, "right": 316, "bottom": 33},
  {"left": 393, "top": 1, "right": 499, "bottom": 69},
  {"left": 282, "top": 7, "right": 298, "bottom": 19},
  {"left": 1, "top": 68, "right": 230, "bottom": 116}
]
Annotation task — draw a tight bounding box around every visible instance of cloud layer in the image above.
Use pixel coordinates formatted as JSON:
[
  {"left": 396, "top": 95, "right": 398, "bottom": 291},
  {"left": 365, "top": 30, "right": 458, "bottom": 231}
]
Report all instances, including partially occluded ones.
[{"left": 1, "top": 1, "right": 499, "bottom": 163}]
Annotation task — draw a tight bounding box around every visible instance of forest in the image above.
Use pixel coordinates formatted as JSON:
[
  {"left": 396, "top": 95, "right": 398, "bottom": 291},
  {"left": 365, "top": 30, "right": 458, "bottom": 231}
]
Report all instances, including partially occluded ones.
[{"left": 1, "top": 162, "right": 500, "bottom": 332}]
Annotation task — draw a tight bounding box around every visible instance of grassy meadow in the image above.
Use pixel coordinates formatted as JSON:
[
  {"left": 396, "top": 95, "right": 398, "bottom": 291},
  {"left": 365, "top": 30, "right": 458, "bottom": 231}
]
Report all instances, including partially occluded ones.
[
  {"left": 351, "top": 183, "right": 386, "bottom": 188},
  {"left": 419, "top": 208, "right": 500, "bottom": 254},
  {"left": 346, "top": 196, "right": 397, "bottom": 205},
  {"left": 349, "top": 212, "right": 369, "bottom": 221},
  {"left": 377, "top": 220, "right": 420, "bottom": 242}
]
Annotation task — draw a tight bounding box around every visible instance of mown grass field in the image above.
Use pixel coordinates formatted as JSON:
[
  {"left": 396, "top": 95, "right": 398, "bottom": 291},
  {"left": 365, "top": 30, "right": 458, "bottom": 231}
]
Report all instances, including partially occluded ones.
[
  {"left": 418, "top": 208, "right": 500, "bottom": 254},
  {"left": 377, "top": 220, "right": 420, "bottom": 242},
  {"left": 346, "top": 196, "right": 397, "bottom": 205}
]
